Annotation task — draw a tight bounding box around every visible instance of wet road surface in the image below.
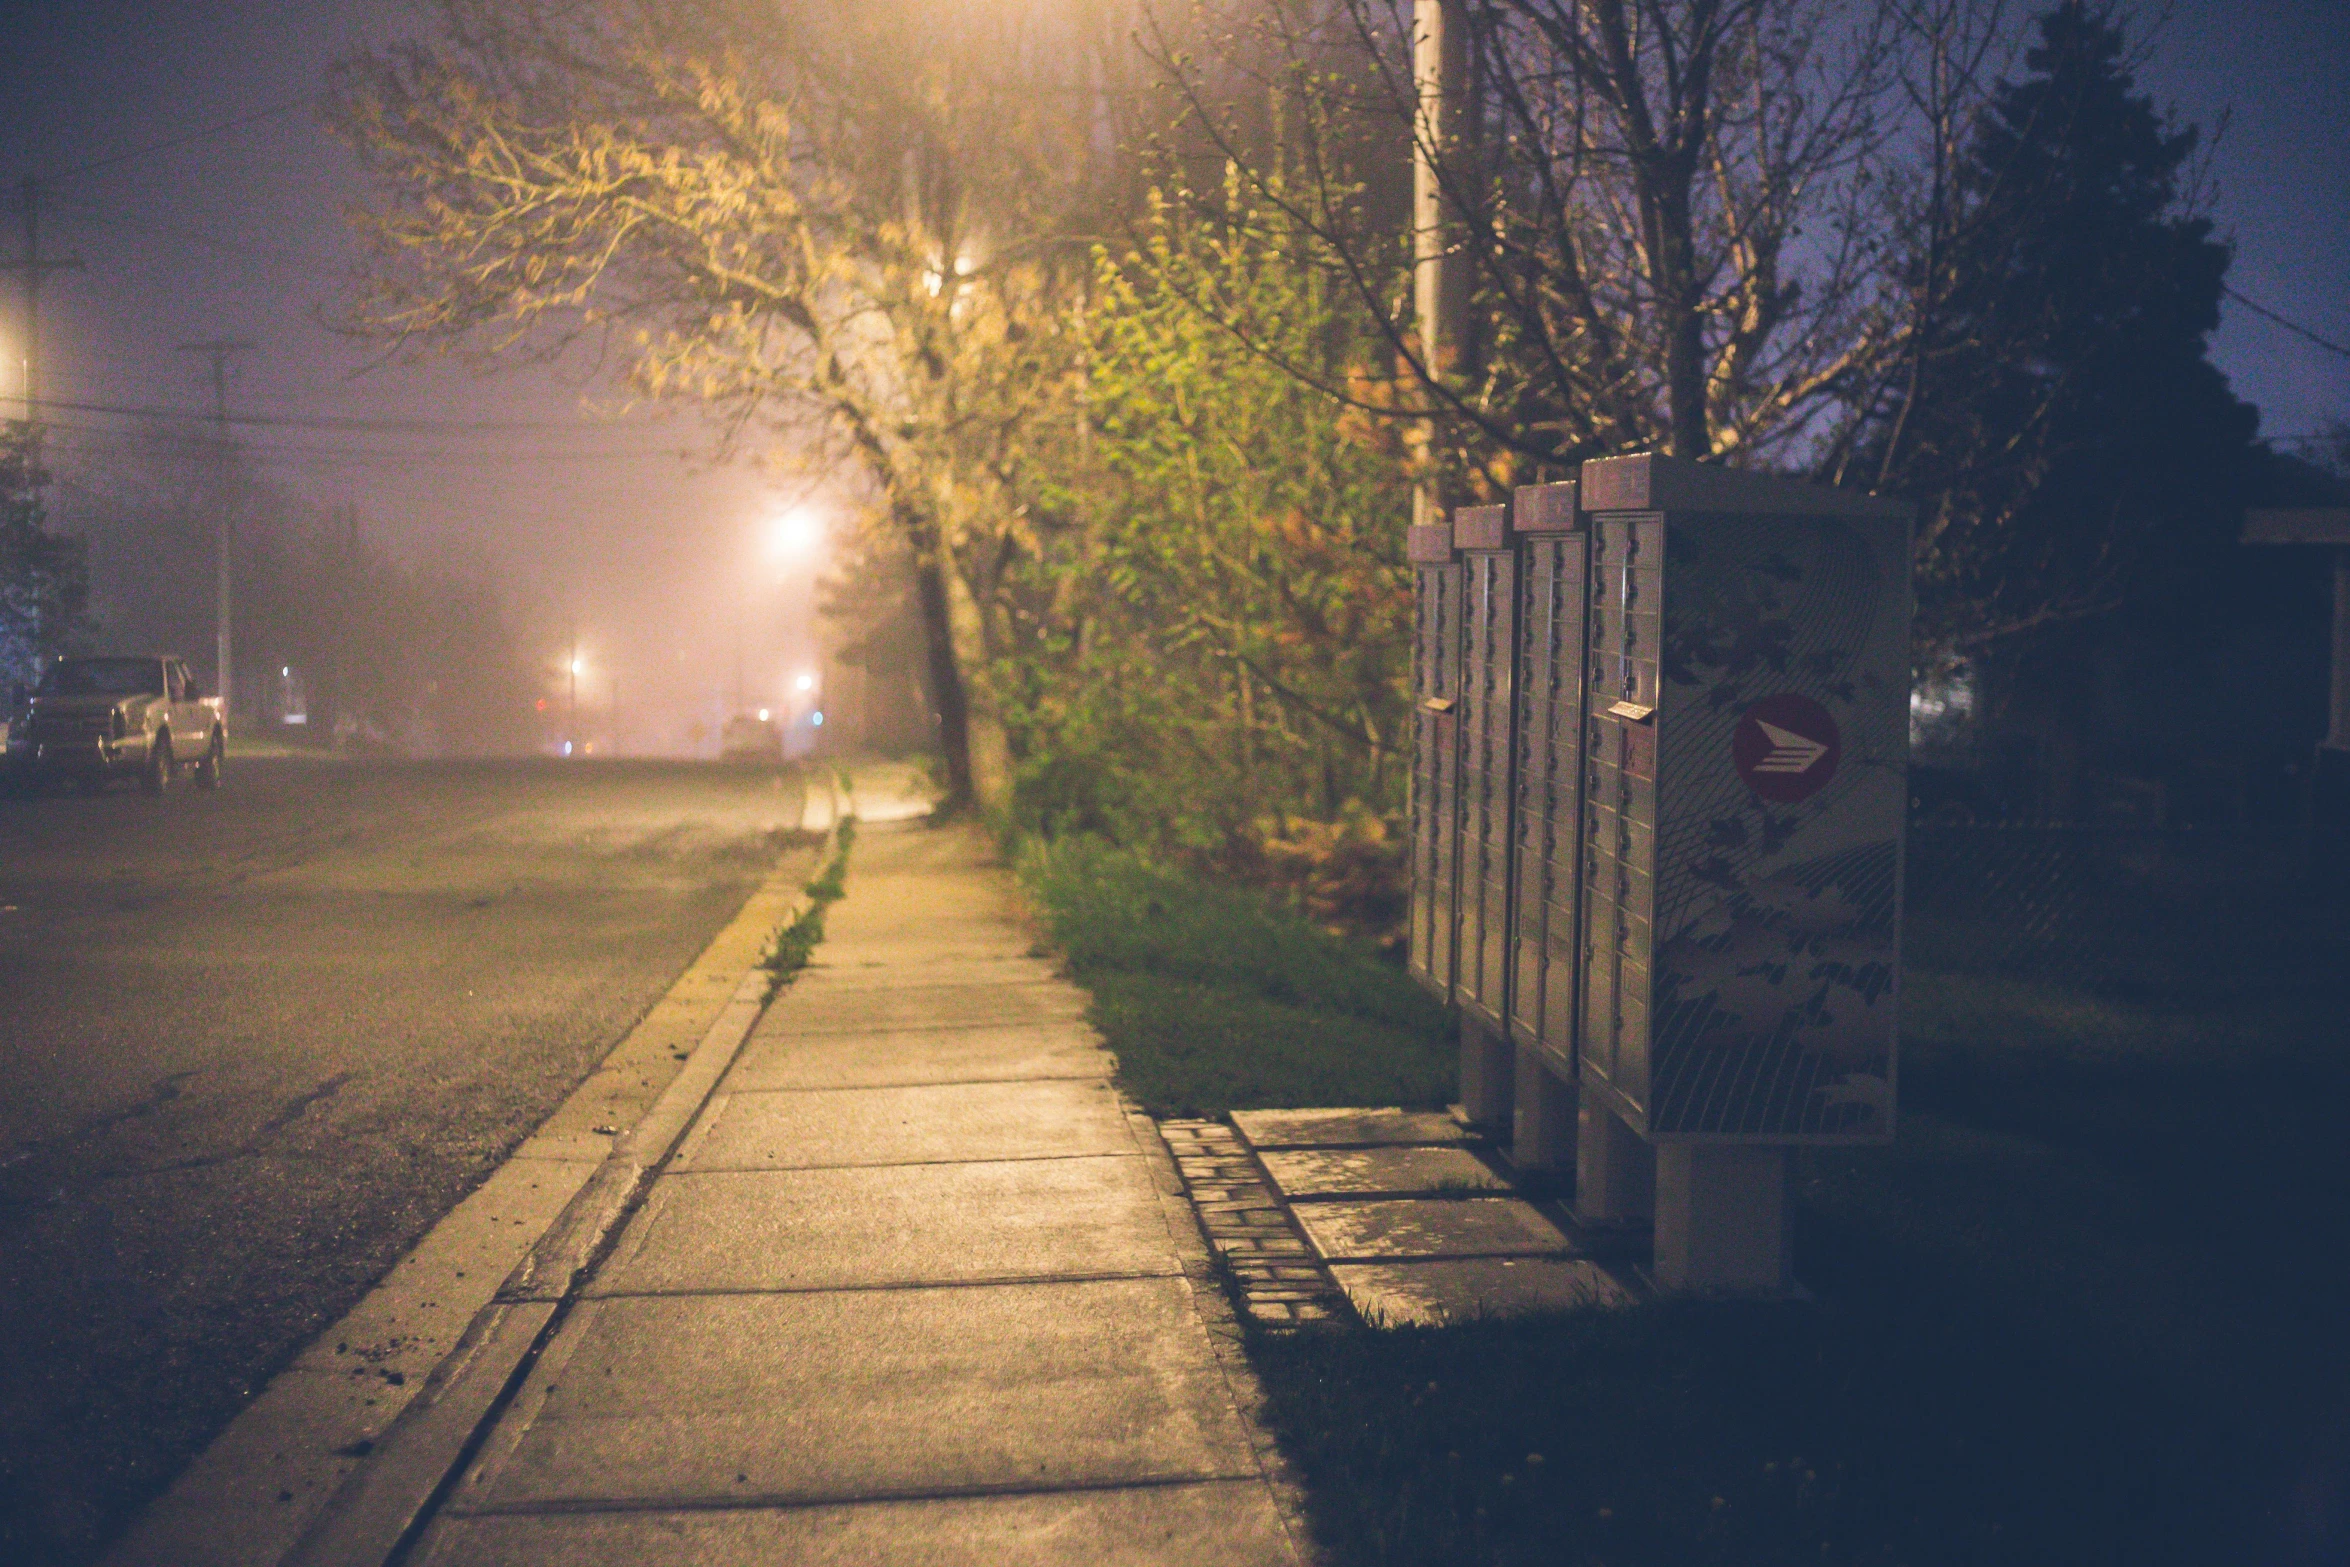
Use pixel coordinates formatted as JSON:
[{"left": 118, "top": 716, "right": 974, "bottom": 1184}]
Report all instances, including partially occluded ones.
[{"left": 0, "top": 757, "right": 804, "bottom": 1566}]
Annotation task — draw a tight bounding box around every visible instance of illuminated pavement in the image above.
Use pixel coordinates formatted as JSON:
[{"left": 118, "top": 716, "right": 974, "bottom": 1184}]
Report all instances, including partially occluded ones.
[
  {"left": 399, "top": 820, "right": 1311, "bottom": 1566},
  {"left": 0, "top": 757, "right": 806, "bottom": 1567}
]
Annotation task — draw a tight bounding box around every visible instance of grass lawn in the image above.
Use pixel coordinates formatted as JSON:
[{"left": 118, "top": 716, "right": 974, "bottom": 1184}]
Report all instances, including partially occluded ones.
[{"left": 1021, "top": 835, "right": 2350, "bottom": 1566}]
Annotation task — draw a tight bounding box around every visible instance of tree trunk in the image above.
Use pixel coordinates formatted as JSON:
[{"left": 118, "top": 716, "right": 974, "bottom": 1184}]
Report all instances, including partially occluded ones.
[{"left": 907, "top": 523, "right": 977, "bottom": 811}]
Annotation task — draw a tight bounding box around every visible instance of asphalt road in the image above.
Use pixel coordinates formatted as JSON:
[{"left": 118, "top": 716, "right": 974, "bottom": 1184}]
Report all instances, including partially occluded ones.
[{"left": 0, "top": 756, "right": 806, "bottom": 1567}]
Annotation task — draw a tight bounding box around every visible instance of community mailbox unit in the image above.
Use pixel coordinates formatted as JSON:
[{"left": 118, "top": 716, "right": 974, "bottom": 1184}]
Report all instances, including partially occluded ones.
[
  {"left": 1406, "top": 520, "right": 1464, "bottom": 1003},
  {"left": 1451, "top": 503, "right": 1519, "bottom": 1127},
  {"left": 1574, "top": 454, "right": 1911, "bottom": 1291},
  {"left": 1503, "top": 481, "right": 1589, "bottom": 1169}
]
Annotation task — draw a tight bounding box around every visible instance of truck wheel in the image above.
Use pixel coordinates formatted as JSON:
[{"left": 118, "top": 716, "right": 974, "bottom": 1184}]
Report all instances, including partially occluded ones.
[
  {"left": 143, "top": 732, "right": 174, "bottom": 795},
  {"left": 193, "top": 730, "right": 224, "bottom": 791}
]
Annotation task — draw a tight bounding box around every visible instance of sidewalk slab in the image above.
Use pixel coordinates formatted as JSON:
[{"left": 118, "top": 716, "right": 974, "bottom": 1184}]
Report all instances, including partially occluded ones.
[
  {"left": 1258, "top": 1145, "right": 1509, "bottom": 1198},
  {"left": 1330, "top": 1258, "right": 1638, "bottom": 1327},
  {"left": 589, "top": 1155, "right": 1178, "bottom": 1295},
  {"left": 1231, "top": 1108, "right": 1473, "bottom": 1149},
  {"left": 416, "top": 1478, "right": 1298, "bottom": 1567},
  {"left": 726, "top": 1021, "right": 1105, "bottom": 1091},
  {"left": 1292, "top": 1196, "right": 1573, "bottom": 1263},
  {"left": 448, "top": 1278, "right": 1259, "bottom": 1513},
  {"left": 676, "top": 1079, "right": 1134, "bottom": 1170},
  {"left": 773, "top": 980, "right": 1091, "bottom": 1036},
  {"left": 798, "top": 953, "right": 1064, "bottom": 990}
]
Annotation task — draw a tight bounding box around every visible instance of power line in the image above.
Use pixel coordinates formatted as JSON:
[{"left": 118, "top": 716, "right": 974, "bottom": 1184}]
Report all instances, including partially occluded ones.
[
  {"left": 39, "top": 424, "right": 699, "bottom": 465},
  {"left": 21, "top": 392, "right": 663, "bottom": 438},
  {"left": 2225, "top": 286, "right": 2350, "bottom": 361},
  {"left": 46, "top": 94, "right": 322, "bottom": 184}
]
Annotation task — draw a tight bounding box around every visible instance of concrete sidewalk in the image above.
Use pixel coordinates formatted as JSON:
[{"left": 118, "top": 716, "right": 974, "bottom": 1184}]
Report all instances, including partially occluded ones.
[{"left": 402, "top": 819, "right": 1312, "bottom": 1566}]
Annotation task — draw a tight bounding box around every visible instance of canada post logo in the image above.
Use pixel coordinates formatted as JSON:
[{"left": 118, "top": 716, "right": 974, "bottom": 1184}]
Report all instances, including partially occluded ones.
[{"left": 1732, "top": 693, "right": 1841, "bottom": 804}]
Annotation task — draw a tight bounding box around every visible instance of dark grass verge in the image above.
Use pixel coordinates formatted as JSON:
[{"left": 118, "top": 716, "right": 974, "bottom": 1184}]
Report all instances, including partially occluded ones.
[
  {"left": 760, "top": 817, "right": 857, "bottom": 989},
  {"left": 1016, "top": 836, "right": 1452, "bottom": 1116},
  {"left": 1021, "top": 834, "right": 2350, "bottom": 1565}
]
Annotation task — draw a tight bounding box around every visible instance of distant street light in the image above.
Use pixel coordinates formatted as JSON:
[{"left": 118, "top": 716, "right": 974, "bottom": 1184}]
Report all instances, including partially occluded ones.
[{"left": 794, "top": 671, "right": 816, "bottom": 692}]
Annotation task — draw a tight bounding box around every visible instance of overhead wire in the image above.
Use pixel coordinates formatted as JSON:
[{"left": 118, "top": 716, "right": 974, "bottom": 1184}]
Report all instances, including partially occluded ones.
[
  {"left": 2225, "top": 287, "right": 2350, "bottom": 361},
  {"left": 22, "top": 393, "right": 675, "bottom": 438},
  {"left": 43, "top": 94, "right": 324, "bottom": 184}
]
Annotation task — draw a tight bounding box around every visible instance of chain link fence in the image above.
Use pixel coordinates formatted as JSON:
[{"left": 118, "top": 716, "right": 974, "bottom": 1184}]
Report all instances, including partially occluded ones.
[{"left": 1904, "top": 825, "right": 2350, "bottom": 995}]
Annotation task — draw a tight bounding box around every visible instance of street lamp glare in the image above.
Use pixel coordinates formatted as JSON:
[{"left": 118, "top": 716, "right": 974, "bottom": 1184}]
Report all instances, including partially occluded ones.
[
  {"left": 766, "top": 506, "right": 823, "bottom": 560},
  {"left": 795, "top": 672, "right": 816, "bottom": 692},
  {"left": 568, "top": 657, "right": 585, "bottom": 677}
]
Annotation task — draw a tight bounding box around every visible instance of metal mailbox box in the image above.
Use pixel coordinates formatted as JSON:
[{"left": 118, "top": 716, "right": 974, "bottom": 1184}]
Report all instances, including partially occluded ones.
[
  {"left": 1576, "top": 454, "right": 1911, "bottom": 1289},
  {"left": 1406, "top": 521, "right": 1464, "bottom": 1002},
  {"left": 1506, "top": 481, "right": 1588, "bottom": 1074}
]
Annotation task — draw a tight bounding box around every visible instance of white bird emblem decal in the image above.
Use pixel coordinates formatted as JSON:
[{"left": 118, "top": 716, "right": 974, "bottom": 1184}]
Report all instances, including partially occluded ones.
[{"left": 1751, "top": 720, "right": 1830, "bottom": 775}]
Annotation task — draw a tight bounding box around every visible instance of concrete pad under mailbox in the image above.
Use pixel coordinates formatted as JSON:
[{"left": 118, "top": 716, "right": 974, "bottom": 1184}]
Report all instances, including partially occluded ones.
[
  {"left": 676, "top": 1079, "right": 1134, "bottom": 1170},
  {"left": 1329, "top": 1258, "right": 1639, "bottom": 1328},
  {"left": 1293, "top": 1197, "right": 1572, "bottom": 1263},
  {"left": 1231, "top": 1108, "right": 1473, "bottom": 1149},
  {"left": 766, "top": 980, "right": 1091, "bottom": 1037},
  {"left": 449, "top": 1278, "right": 1261, "bottom": 1514},
  {"left": 726, "top": 1021, "right": 1107, "bottom": 1091},
  {"left": 590, "top": 1155, "right": 1177, "bottom": 1295},
  {"left": 1257, "top": 1145, "right": 1507, "bottom": 1198},
  {"left": 414, "top": 1479, "right": 1299, "bottom": 1567}
]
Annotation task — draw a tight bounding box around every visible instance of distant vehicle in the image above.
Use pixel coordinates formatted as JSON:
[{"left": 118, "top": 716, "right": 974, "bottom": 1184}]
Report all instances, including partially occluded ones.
[
  {"left": 10, "top": 655, "right": 226, "bottom": 795},
  {"left": 719, "top": 712, "right": 785, "bottom": 765}
]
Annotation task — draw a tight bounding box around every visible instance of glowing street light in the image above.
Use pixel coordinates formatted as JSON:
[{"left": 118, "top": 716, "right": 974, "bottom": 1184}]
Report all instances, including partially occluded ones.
[
  {"left": 765, "top": 505, "right": 823, "bottom": 563},
  {"left": 794, "top": 671, "right": 816, "bottom": 693}
]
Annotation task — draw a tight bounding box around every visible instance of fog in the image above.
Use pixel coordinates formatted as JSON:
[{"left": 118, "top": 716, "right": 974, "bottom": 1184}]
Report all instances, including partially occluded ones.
[{"left": 2, "top": 0, "right": 2342, "bottom": 753}]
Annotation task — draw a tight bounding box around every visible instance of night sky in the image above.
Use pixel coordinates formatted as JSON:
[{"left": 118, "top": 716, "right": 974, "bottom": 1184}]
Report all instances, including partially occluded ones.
[{"left": 1, "top": 0, "right": 2343, "bottom": 738}]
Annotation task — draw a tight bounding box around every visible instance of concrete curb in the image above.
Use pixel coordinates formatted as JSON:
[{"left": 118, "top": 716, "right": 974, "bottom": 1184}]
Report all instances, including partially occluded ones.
[
  {"left": 280, "top": 966, "right": 781, "bottom": 1567},
  {"left": 99, "top": 810, "right": 833, "bottom": 1567}
]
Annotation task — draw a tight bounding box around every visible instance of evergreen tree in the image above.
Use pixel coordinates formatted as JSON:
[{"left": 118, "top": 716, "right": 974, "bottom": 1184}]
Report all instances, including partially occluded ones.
[
  {"left": 0, "top": 422, "right": 87, "bottom": 694},
  {"left": 1882, "top": 1, "right": 2259, "bottom": 654}
]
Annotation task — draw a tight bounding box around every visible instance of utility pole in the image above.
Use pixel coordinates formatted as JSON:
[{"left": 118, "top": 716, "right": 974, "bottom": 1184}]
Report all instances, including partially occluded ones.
[
  {"left": 177, "top": 337, "right": 256, "bottom": 716},
  {"left": 1411, "top": 0, "right": 1469, "bottom": 532},
  {"left": 568, "top": 626, "right": 579, "bottom": 758},
  {"left": 2, "top": 175, "right": 86, "bottom": 524}
]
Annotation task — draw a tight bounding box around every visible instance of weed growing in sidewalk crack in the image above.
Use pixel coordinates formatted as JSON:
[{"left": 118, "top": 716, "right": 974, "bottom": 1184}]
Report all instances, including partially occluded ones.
[{"left": 761, "top": 818, "right": 857, "bottom": 993}]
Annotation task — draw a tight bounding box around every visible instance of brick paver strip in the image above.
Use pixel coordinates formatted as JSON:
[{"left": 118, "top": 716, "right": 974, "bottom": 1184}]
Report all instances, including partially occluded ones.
[{"left": 1154, "top": 1119, "right": 1349, "bottom": 1330}]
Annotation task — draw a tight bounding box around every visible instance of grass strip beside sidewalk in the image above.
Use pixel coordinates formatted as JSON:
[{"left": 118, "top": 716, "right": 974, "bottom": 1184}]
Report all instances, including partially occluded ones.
[{"left": 1017, "top": 836, "right": 1452, "bottom": 1116}]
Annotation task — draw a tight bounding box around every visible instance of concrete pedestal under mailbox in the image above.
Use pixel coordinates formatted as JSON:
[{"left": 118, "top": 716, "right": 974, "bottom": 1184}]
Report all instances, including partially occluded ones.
[
  {"left": 1574, "top": 1093, "right": 1654, "bottom": 1225},
  {"left": 1459, "top": 1018, "right": 1515, "bottom": 1133},
  {"left": 1653, "top": 1145, "right": 1792, "bottom": 1294},
  {"left": 1512, "top": 1048, "right": 1575, "bottom": 1171}
]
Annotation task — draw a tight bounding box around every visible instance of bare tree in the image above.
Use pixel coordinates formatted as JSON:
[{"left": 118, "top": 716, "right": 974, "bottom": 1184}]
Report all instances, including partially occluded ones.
[
  {"left": 1152, "top": 0, "right": 2023, "bottom": 488},
  {"left": 333, "top": 0, "right": 1137, "bottom": 807}
]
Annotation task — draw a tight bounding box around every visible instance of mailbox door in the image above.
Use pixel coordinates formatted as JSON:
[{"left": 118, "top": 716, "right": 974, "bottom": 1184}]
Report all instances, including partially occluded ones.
[
  {"left": 1646, "top": 511, "right": 1908, "bottom": 1141},
  {"left": 1408, "top": 561, "right": 1464, "bottom": 999},
  {"left": 1456, "top": 548, "right": 1517, "bottom": 1030},
  {"left": 1509, "top": 531, "right": 1590, "bottom": 1068},
  {"left": 1579, "top": 516, "right": 1663, "bottom": 1128}
]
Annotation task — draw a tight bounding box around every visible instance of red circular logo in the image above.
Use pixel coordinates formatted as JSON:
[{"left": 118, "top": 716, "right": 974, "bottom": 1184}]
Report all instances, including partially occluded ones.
[{"left": 1732, "top": 693, "right": 1842, "bottom": 803}]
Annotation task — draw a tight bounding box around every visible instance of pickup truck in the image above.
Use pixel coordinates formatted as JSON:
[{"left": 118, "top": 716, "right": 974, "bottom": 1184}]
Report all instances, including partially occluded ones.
[{"left": 10, "top": 654, "right": 227, "bottom": 794}]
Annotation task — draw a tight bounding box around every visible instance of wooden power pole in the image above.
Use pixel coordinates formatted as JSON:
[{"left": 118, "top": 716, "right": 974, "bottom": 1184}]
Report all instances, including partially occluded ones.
[
  {"left": 177, "top": 337, "right": 256, "bottom": 714},
  {"left": 1411, "top": 0, "right": 1469, "bottom": 532}
]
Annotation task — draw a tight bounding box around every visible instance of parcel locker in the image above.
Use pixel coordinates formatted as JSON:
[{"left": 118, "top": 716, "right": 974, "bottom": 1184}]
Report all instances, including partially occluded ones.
[
  {"left": 1406, "top": 522, "right": 1464, "bottom": 1002},
  {"left": 1575, "top": 454, "right": 1910, "bottom": 1142},
  {"left": 1575, "top": 453, "right": 1911, "bottom": 1289}
]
